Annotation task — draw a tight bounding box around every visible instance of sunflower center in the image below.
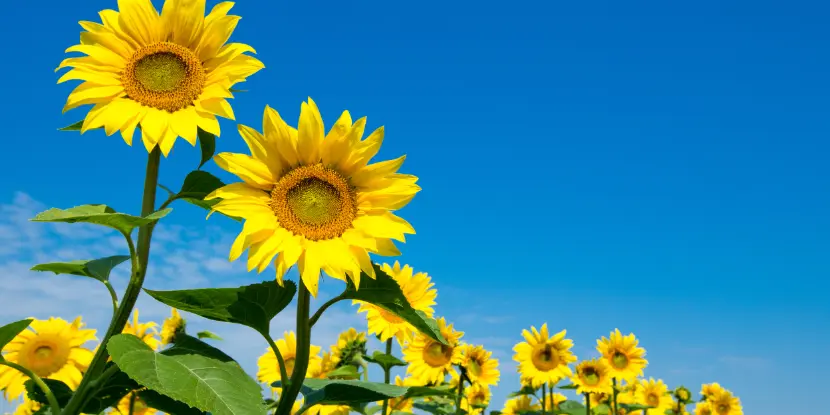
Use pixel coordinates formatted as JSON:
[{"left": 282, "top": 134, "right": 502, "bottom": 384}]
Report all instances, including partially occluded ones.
[
  {"left": 34, "top": 346, "right": 53, "bottom": 359},
  {"left": 423, "top": 341, "right": 453, "bottom": 367},
  {"left": 531, "top": 344, "right": 560, "bottom": 371},
  {"left": 270, "top": 164, "right": 357, "bottom": 241},
  {"left": 646, "top": 393, "right": 659, "bottom": 406},
  {"left": 25, "top": 341, "right": 68, "bottom": 377},
  {"left": 716, "top": 404, "right": 729, "bottom": 413},
  {"left": 467, "top": 359, "right": 483, "bottom": 377},
  {"left": 611, "top": 350, "right": 629, "bottom": 369},
  {"left": 122, "top": 42, "right": 205, "bottom": 113},
  {"left": 582, "top": 367, "right": 600, "bottom": 386}
]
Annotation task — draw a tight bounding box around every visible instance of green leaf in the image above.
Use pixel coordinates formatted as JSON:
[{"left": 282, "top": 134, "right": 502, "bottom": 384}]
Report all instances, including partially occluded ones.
[
  {"left": 0, "top": 319, "right": 33, "bottom": 354},
  {"left": 594, "top": 404, "right": 611, "bottom": 415},
  {"left": 471, "top": 403, "right": 488, "bottom": 410},
  {"left": 558, "top": 384, "right": 579, "bottom": 390},
  {"left": 144, "top": 280, "right": 297, "bottom": 337},
  {"left": 281, "top": 378, "right": 407, "bottom": 408},
  {"left": 107, "top": 334, "right": 264, "bottom": 415},
  {"left": 177, "top": 170, "right": 225, "bottom": 200},
  {"left": 138, "top": 389, "right": 207, "bottom": 415},
  {"left": 619, "top": 403, "right": 654, "bottom": 411},
  {"left": 344, "top": 264, "right": 446, "bottom": 345},
  {"left": 508, "top": 385, "right": 538, "bottom": 397},
  {"left": 391, "top": 411, "right": 414, "bottom": 415},
  {"left": 24, "top": 378, "right": 73, "bottom": 406},
  {"left": 58, "top": 120, "right": 93, "bottom": 131},
  {"left": 402, "top": 385, "right": 456, "bottom": 400},
  {"left": 196, "top": 330, "right": 223, "bottom": 341},
  {"left": 229, "top": 88, "right": 248, "bottom": 93},
  {"left": 414, "top": 402, "right": 455, "bottom": 415},
  {"left": 363, "top": 404, "right": 382, "bottom": 415},
  {"left": 363, "top": 351, "right": 406, "bottom": 372},
  {"left": 325, "top": 365, "right": 361, "bottom": 380},
  {"left": 30, "top": 255, "right": 130, "bottom": 283},
  {"left": 490, "top": 411, "right": 503, "bottom": 415},
  {"left": 31, "top": 205, "right": 171, "bottom": 235},
  {"left": 81, "top": 363, "right": 140, "bottom": 413},
  {"left": 197, "top": 128, "right": 216, "bottom": 170},
  {"left": 556, "top": 400, "right": 586, "bottom": 415},
  {"left": 162, "top": 333, "right": 236, "bottom": 363}
]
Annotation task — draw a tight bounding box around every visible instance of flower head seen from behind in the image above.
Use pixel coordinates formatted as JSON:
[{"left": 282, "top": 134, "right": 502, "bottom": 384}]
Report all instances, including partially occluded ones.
[
  {"left": 122, "top": 309, "right": 160, "bottom": 350},
  {"left": 207, "top": 99, "right": 421, "bottom": 297},
  {"left": 355, "top": 261, "right": 437, "bottom": 345},
  {"left": 257, "top": 331, "right": 322, "bottom": 386},
  {"left": 596, "top": 329, "right": 648, "bottom": 382},
  {"left": 513, "top": 323, "right": 576, "bottom": 388},
  {"left": 403, "top": 317, "right": 464, "bottom": 384},
  {"left": 637, "top": 378, "right": 673, "bottom": 415},
  {"left": 57, "top": 0, "right": 264, "bottom": 156},
  {"left": 160, "top": 308, "right": 185, "bottom": 345},
  {"left": 501, "top": 395, "right": 540, "bottom": 415},
  {"left": 0, "top": 317, "right": 96, "bottom": 400},
  {"left": 330, "top": 327, "right": 367, "bottom": 368},
  {"left": 570, "top": 358, "right": 613, "bottom": 395}
]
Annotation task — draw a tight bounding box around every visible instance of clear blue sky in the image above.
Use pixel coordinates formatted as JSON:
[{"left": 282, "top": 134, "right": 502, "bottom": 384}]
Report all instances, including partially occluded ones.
[{"left": 1, "top": 0, "right": 828, "bottom": 414}]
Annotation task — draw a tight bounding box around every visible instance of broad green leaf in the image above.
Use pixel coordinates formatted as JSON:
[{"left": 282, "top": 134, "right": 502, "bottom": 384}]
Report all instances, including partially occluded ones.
[
  {"left": 402, "top": 385, "right": 456, "bottom": 399},
  {"left": 490, "top": 411, "right": 503, "bottom": 415},
  {"left": 197, "top": 128, "right": 216, "bottom": 170},
  {"left": 471, "top": 404, "right": 488, "bottom": 410},
  {"left": 58, "top": 120, "right": 93, "bottom": 131},
  {"left": 30, "top": 255, "right": 130, "bottom": 283},
  {"left": 162, "top": 333, "right": 235, "bottom": 363},
  {"left": 31, "top": 205, "right": 171, "bottom": 235},
  {"left": 24, "top": 378, "right": 72, "bottom": 406},
  {"left": 139, "top": 389, "right": 207, "bottom": 415},
  {"left": 27, "top": 363, "right": 139, "bottom": 413},
  {"left": 594, "top": 404, "right": 611, "bottom": 415},
  {"left": 508, "top": 385, "right": 538, "bottom": 397},
  {"left": 144, "top": 280, "right": 297, "bottom": 336},
  {"left": 619, "top": 403, "right": 654, "bottom": 411},
  {"left": 177, "top": 170, "right": 225, "bottom": 200},
  {"left": 0, "top": 319, "right": 32, "bottom": 354},
  {"left": 363, "top": 351, "right": 406, "bottom": 372},
  {"left": 344, "top": 264, "right": 446, "bottom": 345},
  {"left": 391, "top": 411, "right": 414, "bottom": 415},
  {"left": 325, "top": 365, "right": 360, "bottom": 380},
  {"left": 556, "top": 400, "right": 586, "bottom": 415},
  {"left": 285, "top": 378, "right": 407, "bottom": 408},
  {"left": 196, "top": 330, "right": 223, "bottom": 341},
  {"left": 364, "top": 404, "right": 382, "bottom": 415},
  {"left": 558, "top": 384, "right": 579, "bottom": 390},
  {"left": 413, "top": 402, "right": 455, "bottom": 415},
  {"left": 107, "top": 334, "right": 264, "bottom": 415}
]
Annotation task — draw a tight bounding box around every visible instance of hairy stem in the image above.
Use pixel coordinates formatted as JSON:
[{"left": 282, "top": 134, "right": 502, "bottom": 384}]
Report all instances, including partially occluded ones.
[
  {"left": 381, "top": 338, "right": 393, "bottom": 415},
  {"left": 274, "top": 282, "right": 311, "bottom": 415},
  {"left": 1, "top": 361, "right": 61, "bottom": 415}
]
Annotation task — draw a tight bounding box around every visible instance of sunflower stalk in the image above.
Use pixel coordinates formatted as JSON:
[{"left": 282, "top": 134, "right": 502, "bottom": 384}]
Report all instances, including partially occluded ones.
[
  {"left": 274, "top": 282, "right": 312, "bottom": 415},
  {"left": 454, "top": 366, "right": 469, "bottom": 415},
  {"left": 612, "top": 378, "right": 619, "bottom": 415},
  {"left": 265, "top": 334, "right": 290, "bottom": 393},
  {"left": 61, "top": 148, "right": 162, "bottom": 415},
  {"left": 381, "top": 338, "right": 394, "bottom": 415},
  {"left": 541, "top": 383, "right": 547, "bottom": 415},
  {"left": 0, "top": 361, "right": 61, "bottom": 415}
]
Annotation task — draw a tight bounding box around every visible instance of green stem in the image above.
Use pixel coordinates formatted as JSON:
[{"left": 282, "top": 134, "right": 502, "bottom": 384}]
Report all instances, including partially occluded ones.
[
  {"left": 585, "top": 393, "right": 591, "bottom": 415},
  {"left": 612, "top": 378, "right": 619, "bottom": 415},
  {"left": 274, "top": 282, "right": 311, "bottom": 415},
  {"left": 61, "top": 148, "right": 162, "bottom": 415},
  {"left": 1, "top": 361, "right": 61, "bottom": 415},
  {"left": 381, "top": 338, "right": 393, "bottom": 415},
  {"left": 308, "top": 293, "right": 345, "bottom": 328},
  {"left": 265, "top": 334, "right": 290, "bottom": 391},
  {"left": 454, "top": 372, "right": 465, "bottom": 415},
  {"left": 541, "top": 382, "right": 547, "bottom": 415},
  {"left": 128, "top": 391, "right": 137, "bottom": 415},
  {"left": 104, "top": 281, "right": 119, "bottom": 316}
]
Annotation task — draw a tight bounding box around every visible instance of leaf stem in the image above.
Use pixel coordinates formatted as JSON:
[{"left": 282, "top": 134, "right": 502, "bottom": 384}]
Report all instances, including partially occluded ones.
[
  {"left": 308, "top": 293, "right": 345, "bottom": 328},
  {"left": 0, "top": 361, "right": 61, "bottom": 415},
  {"left": 104, "top": 281, "right": 119, "bottom": 316},
  {"left": 274, "top": 281, "right": 311, "bottom": 415},
  {"left": 265, "top": 333, "right": 290, "bottom": 392},
  {"left": 381, "top": 338, "right": 393, "bottom": 415},
  {"left": 61, "top": 147, "right": 162, "bottom": 415}
]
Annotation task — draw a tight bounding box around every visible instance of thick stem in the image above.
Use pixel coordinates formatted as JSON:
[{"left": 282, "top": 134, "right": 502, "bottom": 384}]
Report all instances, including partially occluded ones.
[
  {"left": 1, "top": 362, "right": 61, "bottom": 415},
  {"left": 265, "top": 334, "right": 290, "bottom": 390},
  {"left": 381, "top": 338, "right": 393, "bottom": 415},
  {"left": 585, "top": 393, "right": 591, "bottom": 415},
  {"left": 454, "top": 373, "right": 465, "bottom": 415},
  {"left": 61, "top": 148, "right": 162, "bottom": 415},
  {"left": 541, "top": 383, "right": 547, "bottom": 414},
  {"left": 274, "top": 282, "right": 311, "bottom": 415},
  {"left": 612, "top": 378, "right": 619, "bottom": 415}
]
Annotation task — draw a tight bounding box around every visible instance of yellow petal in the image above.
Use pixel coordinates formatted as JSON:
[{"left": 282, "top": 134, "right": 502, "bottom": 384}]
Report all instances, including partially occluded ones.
[
  {"left": 169, "top": 106, "right": 200, "bottom": 146},
  {"left": 206, "top": 182, "right": 270, "bottom": 202},
  {"left": 160, "top": 0, "right": 205, "bottom": 48},
  {"left": 263, "top": 106, "right": 300, "bottom": 167},
  {"left": 350, "top": 155, "right": 406, "bottom": 188},
  {"left": 298, "top": 245, "right": 323, "bottom": 297},
  {"left": 214, "top": 152, "right": 276, "bottom": 189},
  {"left": 297, "top": 98, "right": 325, "bottom": 165},
  {"left": 353, "top": 212, "right": 415, "bottom": 242}
]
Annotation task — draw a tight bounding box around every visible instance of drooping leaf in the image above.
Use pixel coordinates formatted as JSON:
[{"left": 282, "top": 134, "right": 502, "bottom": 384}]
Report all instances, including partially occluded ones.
[
  {"left": 325, "top": 365, "right": 361, "bottom": 380},
  {"left": 24, "top": 378, "right": 73, "bottom": 406},
  {"left": 31, "top": 205, "right": 171, "bottom": 235},
  {"left": 30, "top": 255, "right": 130, "bottom": 283},
  {"left": 364, "top": 403, "right": 382, "bottom": 415},
  {"left": 0, "top": 319, "right": 32, "bottom": 354},
  {"left": 58, "top": 120, "right": 87, "bottom": 131},
  {"left": 277, "top": 378, "right": 407, "bottom": 408},
  {"left": 343, "top": 264, "right": 446, "bottom": 345},
  {"left": 177, "top": 171, "right": 225, "bottom": 201},
  {"left": 556, "top": 400, "right": 586, "bottom": 415},
  {"left": 139, "top": 389, "right": 207, "bottom": 415},
  {"left": 363, "top": 351, "right": 406, "bottom": 372},
  {"left": 144, "top": 280, "right": 296, "bottom": 337},
  {"left": 197, "top": 128, "right": 216, "bottom": 170},
  {"left": 196, "top": 330, "right": 223, "bottom": 341},
  {"left": 402, "top": 385, "right": 456, "bottom": 399},
  {"left": 162, "top": 333, "right": 235, "bottom": 363},
  {"left": 414, "top": 402, "right": 455, "bottom": 415},
  {"left": 107, "top": 334, "right": 264, "bottom": 415}
]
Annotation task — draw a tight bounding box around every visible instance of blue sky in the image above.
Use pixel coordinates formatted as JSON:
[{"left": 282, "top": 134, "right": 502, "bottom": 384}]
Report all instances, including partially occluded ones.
[{"left": 1, "top": 0, "right": 829, "bottom": 414}]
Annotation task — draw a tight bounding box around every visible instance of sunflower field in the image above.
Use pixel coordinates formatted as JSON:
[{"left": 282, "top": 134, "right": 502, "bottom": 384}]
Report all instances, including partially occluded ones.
[{"left": 0, "top": 1, "right": 745, "bottom": 415}]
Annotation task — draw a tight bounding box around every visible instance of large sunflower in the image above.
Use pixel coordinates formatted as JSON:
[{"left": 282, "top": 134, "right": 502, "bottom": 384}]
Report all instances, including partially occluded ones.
[
  {"left": 570, "top": 359, "right": 613, "bottom": 395},
  {"left": 596, "top": 329, "right": 647, "bottom": 382},
  {"left": 456, "top": 344, "right": 500, "bottom": 387},
  {"left": 402, "top": 317, "right": 464, "bottom": 384},
  {"left": 0, "top": 317, "right": 96, "bottom": 400},
  {"left": 708, "top": 389, "right": 742, "bottom": 415},
  {"left": 513, "top": 323, "right": 576, "bottom": 387},
  {"left": 122, "top": 309, "right": 160, "bottom": 350},
  {"left": 355, "top": 261, "right": 437, "bottom": 344},
  {"left": 501, "top": 396, "right": 540, "bottom": 415},
  {"left": 461, "top": 383, "right": 492, "bottom": 415},
  {"left": 160, "top": 308, "right": 185, "bottom": 345},
  {"left": 58, "top": 0, "right": 263, "bottom": 157},
  {"left": 257, "top": 331, "right": 322, "bottom": 385},
  {"left": 637, "top": 378, "right": 673, "bottom": 415},
  {"left": 206, "top": 100, "right": 421, "bottom": 297}
]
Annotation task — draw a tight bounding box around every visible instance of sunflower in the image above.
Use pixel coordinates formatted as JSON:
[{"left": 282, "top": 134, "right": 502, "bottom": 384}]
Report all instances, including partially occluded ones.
[
  {"left": 674, "top": 386, "right": 693, "bottom": 403},
  {"left": 330, "top": 328, "right": 367, "bottom": 367},
  {"left": 461, "top": 383, "right": 492, "bottom": 415},
  {"left": 308, "top": 351, "right": 338, "bottom": 379},
  {"left": 617, "top": 378, "right": 642, "bottom": 405},
  {"left": 700, "top": 383, "right": 724, "bottom": 401},
  {"left": 403, "top": 317, "right": 464, "bottom": 384},
  {"left": 57, "top": 0, "right": 263, "bottom": 157},
  {"left": 380, "top": 376, "right": 422, "bottom": 413},
  {"left": 12, "top": 397, "right": 41, "bottom": 415},
  {"left": 694, "top": 402, "right": 714, "bottom": 415},
  {"left": 596, "top": 329, "right": 647, "bottom": 383},
  {"left": 513, "top": 324, "right": 576, "bottom": 387},
  {"left": 570, "top": 359, "right": 613, "bottom": 395},
  {"left": 672, "top": 401, "right": 689, "bottom": 415},
  {"left": 637, "top": 378, "right": 672, "bottom": 415},
  {"left": 115, "top": 390, "right": 160, "bottom": 415},
  {"left": 160, "top": 308, "right": 185, "bottom": 345},
  {"left": 205, "top": 100, "right": 421, "bottom": 297},
  {"left": 543, "top": 392, "right": 567, "bottom": 411},
  {"left": 0, "top": 317, "right": 96, "bottom": 400},
  {"left": 355, "top": 261, "right": 437, "bottom": 344},
  {"left": 290, "top": 397, "right": 305, "bottom": 415},
  {"left": 501, "top": 396, "right": 539, "bottom": 415},
  {"left": 257, "top": 331, "right": 322, "bottom": 385},
  {"left": 708, "top": 389, "right": 742, "bottom": 415},
  {"left": 122, "top": 309, "right": 160, "bottom": 350},
  {"left": 455, "top": 344, "right": 500, "bottom": 387},
  {"left": 588, "top": 392, "right": 611, "bottom": 408}
]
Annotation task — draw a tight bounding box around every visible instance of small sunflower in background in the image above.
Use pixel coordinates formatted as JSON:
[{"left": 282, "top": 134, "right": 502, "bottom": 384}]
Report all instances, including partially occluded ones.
[
  {"left": 501, "top": 395, "right": 540, "bottom": 415},
  {"left": 331, "top": 327, "right": 367, "bottom": 368},
  {"left": 571, "top": 359, "right": 613, "bottom": 395},
  {"left": 207, "top": 100, "right": 421, "bottom": 297},
  {"left": 160, "top": 308, "right": 185, "bottom": 345},
  {"left": 12, "top": 396, "right": 41, "bottom": 415},
  {"left": 257, "top": 331, "right": 322, "bottom": 386},
  {"left": 0, "top": 317, "right": 96, "bottom": 400},
  {"left": 543, "top": 391, "right": 567, "bottom": 412},
  {"left": 57, "top": 0, "right": 263, "bottom": 156},
  {"left": 355, "top": 261, "right": 437, "bottom": 345},
  {"left": 115, "top": 390, "right": 159, "bottom": 415},
  {"left": 455, "top": 344, "right": 500, "bottom": 387},
  {"left": 700, "top": 383, "right": 724, "bottom": 401},
  {"left": 588, "top": 392, "right": 611, "bottom": 409},
  {"left": 617, "top": 378, "right": 643, "bottom": 405},
  {"left": 674, "top": 385, "right": 693, "bottom": 404},
  {"left": 307, "top": 351, "right": 338, "bottom": 379},
  {"left": 461, "top": 383, "right": 492, "bottom": 415},
  {"left": 708, "top": 389, "right": 743, "bottom": 415},
  {"left": 637, "top": 378, "right": 673, "bottom": 415},
  {"left": 122, "top": 309, "right": 160, "bottom": 350},
  {"left": 596, "top": 329, "right": 647, "bottom": 383},
  {"left": 694, "top": 401, "right": 714, "bottom": 415},
  {"left": 403, "top": 317, "right": 464, "bottom": 384},
  {"left": 382, "top": 376, "right": 421, "bottom": 413},
  {"left": 513, "top": 323, "right": 576, "bottom": 387}
]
